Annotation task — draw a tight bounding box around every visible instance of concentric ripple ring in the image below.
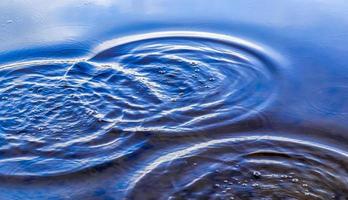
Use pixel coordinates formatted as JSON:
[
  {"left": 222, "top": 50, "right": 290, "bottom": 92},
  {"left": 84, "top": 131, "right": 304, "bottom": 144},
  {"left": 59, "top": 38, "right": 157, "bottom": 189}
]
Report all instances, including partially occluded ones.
[
  {"left": 126, "top": 135, "right": 348, "bottom": 199},
  {"left": 90, "top": 31, "right": 281, "bottom": 133},
  {"left": 0, "top": 31, "right": 280, "bottom": 176}
]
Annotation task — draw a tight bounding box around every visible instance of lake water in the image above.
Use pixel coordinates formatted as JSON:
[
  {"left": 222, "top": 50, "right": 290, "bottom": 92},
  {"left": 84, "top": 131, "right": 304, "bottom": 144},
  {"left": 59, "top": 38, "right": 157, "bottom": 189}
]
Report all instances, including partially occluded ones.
[{"left": 0, "top": 1, "right": 348, "bottom": 199}]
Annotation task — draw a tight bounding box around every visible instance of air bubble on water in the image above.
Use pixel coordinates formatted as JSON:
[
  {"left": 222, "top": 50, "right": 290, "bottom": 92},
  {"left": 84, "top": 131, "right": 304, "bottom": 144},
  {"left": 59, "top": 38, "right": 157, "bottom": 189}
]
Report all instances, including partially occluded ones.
[
  {"left": 252, "top": 171, "right": 262, "bottom": 178},
  {"left": 291, "top": 178, "right": 299, "bottom": 183},
  {"left": 252, "top": 183, "right": 259, "bottom": 187},
  {"left": 280, "top": 174, "right": 288, "bottom": 179},
  {"left": 209, "top": 77, "right": 215, "bottom": 81},
  {"left": 194, "top": 68, "right": 200, "bottom": 72}
]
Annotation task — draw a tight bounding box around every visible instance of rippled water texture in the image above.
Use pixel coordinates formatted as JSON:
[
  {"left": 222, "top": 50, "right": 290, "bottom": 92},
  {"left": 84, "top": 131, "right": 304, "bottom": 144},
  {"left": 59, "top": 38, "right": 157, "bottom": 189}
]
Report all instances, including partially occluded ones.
[
  {"left": 0, "top": 16, "right": 348, "bottom": 200},
  {"left": 0, "top": 32, "right": 277, "bottom": 176},
  {"left": 127, "top": 136, "right": 348, "bottom": 199}
]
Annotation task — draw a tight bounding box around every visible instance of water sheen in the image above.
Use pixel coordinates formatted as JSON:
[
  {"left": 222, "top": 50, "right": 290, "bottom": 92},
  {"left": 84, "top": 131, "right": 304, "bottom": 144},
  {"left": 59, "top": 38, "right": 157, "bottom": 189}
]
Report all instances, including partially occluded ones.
[{"left": 1, "top": 1, "right": 348, "bottom": 199}]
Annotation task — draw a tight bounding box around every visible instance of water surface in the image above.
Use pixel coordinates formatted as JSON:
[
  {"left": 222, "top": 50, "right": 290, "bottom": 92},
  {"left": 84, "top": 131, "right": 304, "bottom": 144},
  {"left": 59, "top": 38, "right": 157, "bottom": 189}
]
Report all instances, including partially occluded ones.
[{"left": 0, "top": 1, "right": 348, "bottom": 199}]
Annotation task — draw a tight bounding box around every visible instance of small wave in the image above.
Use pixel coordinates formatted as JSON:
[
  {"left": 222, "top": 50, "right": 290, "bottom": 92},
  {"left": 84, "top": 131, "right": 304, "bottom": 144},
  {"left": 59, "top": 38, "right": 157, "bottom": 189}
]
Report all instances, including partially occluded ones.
[
  {"left": 0, "top": 31, "right": 279, "bottom": 176},
  {"left": 126, "top": 135, "right": 348, "bottom": 200}
]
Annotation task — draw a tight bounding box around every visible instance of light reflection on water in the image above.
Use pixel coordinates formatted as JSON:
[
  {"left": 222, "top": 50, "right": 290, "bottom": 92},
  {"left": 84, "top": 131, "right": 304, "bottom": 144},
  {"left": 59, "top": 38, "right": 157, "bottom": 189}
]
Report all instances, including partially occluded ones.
[{"left": 0, "top": 1, "right": 348, "bottom": 199}]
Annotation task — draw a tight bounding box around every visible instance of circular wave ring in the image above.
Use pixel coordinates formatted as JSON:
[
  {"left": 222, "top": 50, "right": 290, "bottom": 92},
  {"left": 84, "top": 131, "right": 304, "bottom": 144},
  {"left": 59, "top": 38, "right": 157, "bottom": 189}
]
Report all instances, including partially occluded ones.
[
  {"left": 0, "top": 61, "right": 146, "bottom": 176},
  {"left": 90, "top": 31, "right": 279, "bottom": 132},
  {"left": 0, "top": 31, "right": 279, "bottom": 176},
  {"left": 126, "top": 136, "right": 348, "bottom": 199}
]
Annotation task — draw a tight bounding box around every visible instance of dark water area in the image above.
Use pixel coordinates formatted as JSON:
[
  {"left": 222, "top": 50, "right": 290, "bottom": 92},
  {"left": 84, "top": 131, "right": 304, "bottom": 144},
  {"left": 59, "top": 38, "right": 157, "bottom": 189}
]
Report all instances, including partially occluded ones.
[{"left": 0, "top": 1, "right": 348, "bottom": 199}]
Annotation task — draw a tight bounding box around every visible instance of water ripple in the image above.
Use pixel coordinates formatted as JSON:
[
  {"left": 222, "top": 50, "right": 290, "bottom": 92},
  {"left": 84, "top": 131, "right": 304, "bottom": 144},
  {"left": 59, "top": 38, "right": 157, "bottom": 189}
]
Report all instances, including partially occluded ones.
[
  {"left": 126, "top": 135, "right": 348, "bottom": 200},
  {"left": 0, "top": 31, "right": 279, "bottom": 176},
  {"left": 90, "top": 31, "right": 279, "bottom": 132}
]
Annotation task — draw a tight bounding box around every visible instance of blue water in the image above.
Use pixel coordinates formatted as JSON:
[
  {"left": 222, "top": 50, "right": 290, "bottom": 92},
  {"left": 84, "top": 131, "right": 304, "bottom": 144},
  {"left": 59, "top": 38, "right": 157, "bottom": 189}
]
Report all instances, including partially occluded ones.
[{"left": 0, "top": 1, "right": 348, "bottom": 199}]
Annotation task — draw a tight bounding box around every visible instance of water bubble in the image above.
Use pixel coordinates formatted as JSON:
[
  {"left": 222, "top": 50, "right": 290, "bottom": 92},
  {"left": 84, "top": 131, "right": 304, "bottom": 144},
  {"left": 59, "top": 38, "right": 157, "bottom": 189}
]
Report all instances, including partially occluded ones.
[
  {"left": 291, "top": 178, "right": 299, "bottom": 183},
  {"left": 191, "top": 61, "right": 198, "bottom": 66},
  {"left": 252, "top": 183, "right": 259, "bottom": 187},
  {"left": 280, "top": 174, "right": 288, "bottom": 179},
  {"left": 252, "top": 171, "right": 262, "bottom": 179}
]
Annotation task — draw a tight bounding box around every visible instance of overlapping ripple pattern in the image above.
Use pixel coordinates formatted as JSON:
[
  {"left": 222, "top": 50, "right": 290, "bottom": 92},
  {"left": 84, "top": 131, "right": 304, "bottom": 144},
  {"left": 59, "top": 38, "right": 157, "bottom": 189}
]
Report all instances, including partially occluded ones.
[
  {"left": 90, "top": 32, "right": 278, "bottom": 132},
  {"left": 1, "top": 31, "right": 347, "bottom": 200},
  {"left": 0, "top": 32, "right": 277, "bottom": 176}
]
